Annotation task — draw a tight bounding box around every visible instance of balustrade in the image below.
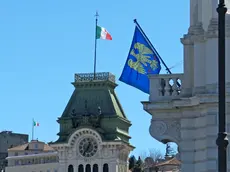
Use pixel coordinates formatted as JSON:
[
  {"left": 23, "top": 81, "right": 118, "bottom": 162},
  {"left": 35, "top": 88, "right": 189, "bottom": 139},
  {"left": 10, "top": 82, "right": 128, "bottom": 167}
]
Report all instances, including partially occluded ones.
[{"left": 149, "top": 74, "right": 183, "bottom": 101}]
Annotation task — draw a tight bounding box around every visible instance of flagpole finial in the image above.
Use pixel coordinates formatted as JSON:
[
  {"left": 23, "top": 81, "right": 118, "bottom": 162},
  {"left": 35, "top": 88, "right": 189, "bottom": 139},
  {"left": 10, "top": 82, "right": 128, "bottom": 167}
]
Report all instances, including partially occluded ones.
[
  {"left": 133, "top": 19, "right": 137, "bottom": 23},
  {"left": 95, "top": 11, "right": 99, "bottom": 20}
]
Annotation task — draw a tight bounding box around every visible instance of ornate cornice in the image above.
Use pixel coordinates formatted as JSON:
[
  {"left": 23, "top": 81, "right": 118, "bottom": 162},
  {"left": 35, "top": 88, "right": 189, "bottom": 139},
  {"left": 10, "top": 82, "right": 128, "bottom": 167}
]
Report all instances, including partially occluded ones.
[
  {"left": 181, "top": 23, "right": 205, "bottom": 44},
  {"left": 180, "top": 34, "right": 193, "bottom": 45}
]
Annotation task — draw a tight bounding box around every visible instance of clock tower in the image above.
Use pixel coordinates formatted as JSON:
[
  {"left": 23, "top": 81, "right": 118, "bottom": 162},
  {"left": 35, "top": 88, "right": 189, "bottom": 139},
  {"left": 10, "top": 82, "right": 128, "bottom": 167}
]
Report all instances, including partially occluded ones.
[{"left": 51, "top": 72, "right": 134, "bottom": 172}]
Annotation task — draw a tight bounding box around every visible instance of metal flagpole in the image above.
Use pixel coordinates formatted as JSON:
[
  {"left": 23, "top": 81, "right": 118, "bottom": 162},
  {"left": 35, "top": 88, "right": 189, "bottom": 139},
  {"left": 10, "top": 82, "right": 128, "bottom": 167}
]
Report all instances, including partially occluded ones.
[
  {"left": 94, "top": 11, "right": 99, "bottom": 80},
  {"left": 32, "top": 119, "right": 34, "bottom": 141}
]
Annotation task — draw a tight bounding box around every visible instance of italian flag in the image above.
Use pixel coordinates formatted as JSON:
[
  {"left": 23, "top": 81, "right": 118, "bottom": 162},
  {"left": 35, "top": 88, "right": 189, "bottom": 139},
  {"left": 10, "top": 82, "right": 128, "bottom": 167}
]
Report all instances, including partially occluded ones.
[
  {"left": 33, "top": 120, "right": 39, "bottom": 127},
  {"left": 96, "top": 25, "right": 112, "bottom": 40}
]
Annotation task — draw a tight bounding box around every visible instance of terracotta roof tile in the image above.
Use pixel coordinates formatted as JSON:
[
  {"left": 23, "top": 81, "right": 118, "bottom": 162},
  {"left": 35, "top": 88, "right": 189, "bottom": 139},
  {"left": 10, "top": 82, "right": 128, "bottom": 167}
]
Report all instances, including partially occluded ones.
[
  {"left": 156, "top": 157, "right": 181, "bottom": 167},
  {"left": 44, "top": 144, "right": 54, "bottom": 151},
  {"left": 8, "top": 141, "right": 54, "bottom": 152},
  {"left": 8, "top": 143, "right": 29, "bottom": 151}
]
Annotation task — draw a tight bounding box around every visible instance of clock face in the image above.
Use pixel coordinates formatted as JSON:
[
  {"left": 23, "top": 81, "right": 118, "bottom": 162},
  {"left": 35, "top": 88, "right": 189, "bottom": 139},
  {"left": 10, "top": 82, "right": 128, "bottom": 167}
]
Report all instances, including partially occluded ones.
[{"left": 79, "top": 137, "right": 98, "bottom": 157}]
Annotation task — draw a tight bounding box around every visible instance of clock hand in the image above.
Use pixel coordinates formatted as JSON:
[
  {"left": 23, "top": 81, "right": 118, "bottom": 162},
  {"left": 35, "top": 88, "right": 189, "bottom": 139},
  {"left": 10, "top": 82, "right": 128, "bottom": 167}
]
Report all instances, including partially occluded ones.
[{"left": 83, "top": 142, "right": 91, "bottom": 155}]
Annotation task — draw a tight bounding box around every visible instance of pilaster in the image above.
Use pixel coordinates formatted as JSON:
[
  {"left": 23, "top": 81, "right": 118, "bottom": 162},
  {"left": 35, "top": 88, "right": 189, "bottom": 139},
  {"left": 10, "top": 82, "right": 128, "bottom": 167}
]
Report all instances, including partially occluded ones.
[
  {"left": 190, "top": 23, "right": 206, "bottom": 94},
  {"left": 180, "top": 35, "right": 194, "bottom": 97}
]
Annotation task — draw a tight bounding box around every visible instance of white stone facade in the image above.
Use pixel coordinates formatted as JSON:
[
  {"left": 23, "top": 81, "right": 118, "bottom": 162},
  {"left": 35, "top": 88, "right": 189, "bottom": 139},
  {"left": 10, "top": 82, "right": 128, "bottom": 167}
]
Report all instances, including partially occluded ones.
[
  {"left": 6, "top": 152, "right": 59, "bottom": 172},
  {"left": 143, "top": 0, "right": 230, "bottom": 172},
  {"left": 5, "top": 140, "right": 59, "bottom": 172},
  {"left": 51, "top": 127, "right": 132, "bottom": 172},
  {"left": 5, "top": 128, "right": 132, "bottom": 172}
]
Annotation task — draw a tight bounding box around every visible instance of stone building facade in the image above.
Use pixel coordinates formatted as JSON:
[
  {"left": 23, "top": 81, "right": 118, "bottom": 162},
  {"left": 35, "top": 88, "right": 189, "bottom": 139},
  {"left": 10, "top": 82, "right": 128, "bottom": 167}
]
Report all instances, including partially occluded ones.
[
  {"left": 0, "top": 131, "right": 28, "bottom": 171},
  {"left": 5, "top": 140, "right": 58, "bottom": 172},
  {"left": 143, "top": 0, "right": 230, "bottom": 172}
]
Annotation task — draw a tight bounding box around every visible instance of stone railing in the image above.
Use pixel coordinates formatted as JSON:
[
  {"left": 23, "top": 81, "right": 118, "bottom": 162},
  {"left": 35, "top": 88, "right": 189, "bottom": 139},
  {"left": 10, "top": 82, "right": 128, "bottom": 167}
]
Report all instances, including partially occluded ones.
[
  {"left": 149, "top": 74, "right": 184, "bottom": 101},
  {"left": 74, "top": 72, "right": 115, "bottom": 83}
]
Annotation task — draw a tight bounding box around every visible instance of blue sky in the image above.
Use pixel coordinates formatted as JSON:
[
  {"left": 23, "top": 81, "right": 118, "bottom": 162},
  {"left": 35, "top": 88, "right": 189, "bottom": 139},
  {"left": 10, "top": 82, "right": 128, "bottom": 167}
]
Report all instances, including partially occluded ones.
[{"left": 0, "top": 1, "right": 189, "bottom": 157}]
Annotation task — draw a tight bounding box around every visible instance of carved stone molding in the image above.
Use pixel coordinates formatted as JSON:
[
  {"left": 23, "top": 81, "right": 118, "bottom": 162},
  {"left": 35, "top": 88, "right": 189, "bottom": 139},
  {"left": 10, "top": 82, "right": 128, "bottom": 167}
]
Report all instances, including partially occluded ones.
[
  {"left": 68, "top": 128, "right": 102, "bottom": 148},
  {"left": 181, "top": 23, "right": 205, "bottom": 45},
  {"left": 188, "top": 22, "right": 204, "bottom": 34},
  {"left": 150, "top": 121, "right": 167, "bottom": 136},
  {"left": 205, "top": 17, "right": 230, "bottom": 38},
  {"left": 149, "top": 119, "right": 181, "bottom": 144},
  {"left": 206, "top": 18, "right": 218, "bottom": 38},
  {"left": 180, "top": 35, "right": 193, "bottom": 45}
]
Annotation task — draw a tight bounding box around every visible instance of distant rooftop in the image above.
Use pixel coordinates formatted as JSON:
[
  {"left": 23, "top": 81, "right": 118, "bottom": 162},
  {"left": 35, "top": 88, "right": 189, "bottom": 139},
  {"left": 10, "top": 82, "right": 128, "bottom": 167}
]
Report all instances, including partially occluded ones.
[
  {"left": 0, "top": 131, "right": 28, "bottom": 136},
  {"left": 8, "top": 140, "right": 54, "bottom": 152},
  {"left": 0, "top": 131, "right": 13, "bottom": 134},
  {"left": 74, "top": 72, "right": 115, "bottom": 83}
]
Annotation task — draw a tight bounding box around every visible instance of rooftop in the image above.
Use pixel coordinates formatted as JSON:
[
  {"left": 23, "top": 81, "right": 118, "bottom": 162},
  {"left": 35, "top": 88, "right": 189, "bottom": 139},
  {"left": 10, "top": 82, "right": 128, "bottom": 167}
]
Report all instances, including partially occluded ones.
[
  {"left": 155, "top": 157, "right": 181, "bottom": 167},
  {"left": 144, "top": 157, "right": 181, "bottom": 169},
  {"left": 0, "top": 131, "right": 28, "bottom": 136},
  {"left": 8, "top": 140, "right": 54, "bottom": 152}
]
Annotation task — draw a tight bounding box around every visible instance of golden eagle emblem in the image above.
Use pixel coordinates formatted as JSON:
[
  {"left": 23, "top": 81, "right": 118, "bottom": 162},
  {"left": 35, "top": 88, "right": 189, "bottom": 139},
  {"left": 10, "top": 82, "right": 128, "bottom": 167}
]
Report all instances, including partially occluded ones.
[{"left": 128, "top": 42, "right": 159, "bottom": 74}]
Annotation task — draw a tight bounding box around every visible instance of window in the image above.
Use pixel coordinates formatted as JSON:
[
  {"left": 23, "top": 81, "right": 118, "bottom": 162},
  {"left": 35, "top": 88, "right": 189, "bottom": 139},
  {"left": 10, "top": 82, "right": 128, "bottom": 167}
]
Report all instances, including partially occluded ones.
[
  {"left": 25, "top": 152, "right": 28, "bottom": 155},
  {"left": 14, "top": 152, "right": 18, "bottom": 156},
  {"left": 103, "top": 164, "right": 109, "bottom": 172},
  {"left": 35, "top": 144, "right": 38, "bottom": 149},
  {"left": 68, "top": 164, "right": 74, "bottom": 172},
  {"left": 86, "top": 164, "right": 91, "bottom": 172},
  {"left": 93, "top": 164, "right": 98, "bottom": 172},
  {"left": 78, "top": 164, "right": 83, "bottom": 172}
]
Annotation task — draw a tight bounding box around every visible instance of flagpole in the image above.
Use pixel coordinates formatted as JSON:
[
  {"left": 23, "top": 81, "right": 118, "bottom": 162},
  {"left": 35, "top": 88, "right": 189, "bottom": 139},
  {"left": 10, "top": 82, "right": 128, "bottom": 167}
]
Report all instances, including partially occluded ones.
[
  {"left": 32, "top": 119, "right": 34, "bottom": 141},
  {"left": 94, "top": 11, "right": 99, "bottom": 80}
]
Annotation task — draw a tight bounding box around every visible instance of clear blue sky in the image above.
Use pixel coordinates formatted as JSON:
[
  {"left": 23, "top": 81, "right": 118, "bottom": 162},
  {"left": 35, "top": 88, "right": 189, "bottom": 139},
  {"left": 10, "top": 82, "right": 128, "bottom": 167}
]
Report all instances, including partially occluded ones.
[{"left": 0, "top": 1, "right": 189, "bottom": 157}]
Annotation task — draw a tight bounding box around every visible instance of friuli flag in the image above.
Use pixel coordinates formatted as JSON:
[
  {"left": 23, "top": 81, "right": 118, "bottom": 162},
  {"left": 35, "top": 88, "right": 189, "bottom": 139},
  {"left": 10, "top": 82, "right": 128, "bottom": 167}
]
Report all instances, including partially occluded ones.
[{"left": 119, "top": 26, "right": 161, "bottom": 94}]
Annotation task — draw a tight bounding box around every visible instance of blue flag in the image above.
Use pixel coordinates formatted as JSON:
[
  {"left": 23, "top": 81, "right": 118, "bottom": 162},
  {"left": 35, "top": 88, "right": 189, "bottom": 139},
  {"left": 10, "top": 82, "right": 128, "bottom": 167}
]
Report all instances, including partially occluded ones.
[{"left": 119, "top": 26, "right": 161, "bottom": 94}]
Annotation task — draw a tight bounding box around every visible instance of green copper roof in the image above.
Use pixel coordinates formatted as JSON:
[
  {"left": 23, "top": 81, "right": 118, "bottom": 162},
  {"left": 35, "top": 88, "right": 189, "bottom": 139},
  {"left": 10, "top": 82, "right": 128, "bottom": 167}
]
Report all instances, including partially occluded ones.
[
  {"left": 60, "top": 72, "right": 127, "bottom": 118},
  {"left": 54, "top": 72, "right": 133, "bottom": 145}
]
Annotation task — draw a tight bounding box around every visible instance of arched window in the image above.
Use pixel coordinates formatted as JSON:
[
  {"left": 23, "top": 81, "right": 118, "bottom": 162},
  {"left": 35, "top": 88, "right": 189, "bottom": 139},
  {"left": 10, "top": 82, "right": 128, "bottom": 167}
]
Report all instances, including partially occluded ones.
[
  {"left": 86, "top": 164, "right": 91, "bottom": 172},
  {"left": 93, "top": 164, "right": 98, "bottom": 172},
  {"left": 68, "top": 164, "right": 74, "bottom": 172},
  {"left": 103, "top": 164, "right": 109, "bottom": 172},
  {"left": 78, "top": 164, "right": 84, "bottom": 172}
]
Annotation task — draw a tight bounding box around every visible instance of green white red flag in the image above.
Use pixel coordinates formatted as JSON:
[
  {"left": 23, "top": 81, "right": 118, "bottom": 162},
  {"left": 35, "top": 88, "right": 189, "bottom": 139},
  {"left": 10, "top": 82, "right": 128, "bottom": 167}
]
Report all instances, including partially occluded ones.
[
  {"left": 96, "top": 25, "right": 112, "bottom": 40},
  {"left": 33, "top": 120, "right": 39, "bottom": 127}
]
